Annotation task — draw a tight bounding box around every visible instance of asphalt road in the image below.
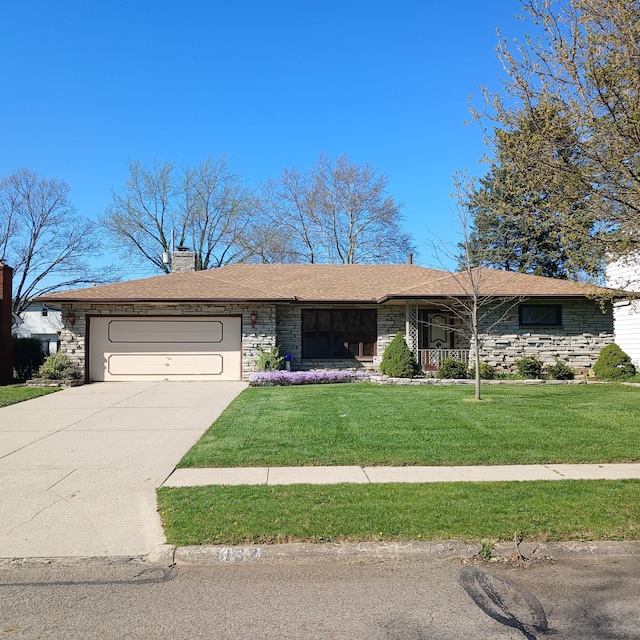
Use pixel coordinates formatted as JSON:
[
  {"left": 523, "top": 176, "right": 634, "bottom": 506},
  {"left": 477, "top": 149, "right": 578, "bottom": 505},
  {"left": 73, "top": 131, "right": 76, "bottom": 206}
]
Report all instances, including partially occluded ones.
[{"left": 1, "top": 555, "right": 639, "bottom": 639}]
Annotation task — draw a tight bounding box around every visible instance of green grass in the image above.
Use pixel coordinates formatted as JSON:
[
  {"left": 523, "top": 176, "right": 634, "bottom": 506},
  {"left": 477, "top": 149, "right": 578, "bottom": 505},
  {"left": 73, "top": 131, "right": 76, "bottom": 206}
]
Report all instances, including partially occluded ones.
[
  {"left": 0, "top": 386, "right": 58, "bottom": 407},
  {"left": 157, "top": 479, "right": 640, "bottom": 546},
  {"left": 179, "top": 383, "right": 640, "bottom": 467}
]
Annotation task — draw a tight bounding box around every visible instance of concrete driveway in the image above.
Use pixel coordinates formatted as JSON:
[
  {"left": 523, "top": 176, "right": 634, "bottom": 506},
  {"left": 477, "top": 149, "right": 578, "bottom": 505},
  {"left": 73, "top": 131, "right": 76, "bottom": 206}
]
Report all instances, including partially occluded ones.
[{"left": 0, "top": 381, "right": 247, "bottom": 559}]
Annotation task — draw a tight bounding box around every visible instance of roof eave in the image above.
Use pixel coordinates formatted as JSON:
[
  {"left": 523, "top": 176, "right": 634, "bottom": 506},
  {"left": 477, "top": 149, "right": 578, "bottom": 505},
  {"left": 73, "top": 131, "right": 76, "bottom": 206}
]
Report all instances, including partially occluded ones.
[
  {"left": 377, "top": 292, "right": 594, "bottom": 303},
  {"left": 34, "top": 296, "right": 297, "bottom": 304}
]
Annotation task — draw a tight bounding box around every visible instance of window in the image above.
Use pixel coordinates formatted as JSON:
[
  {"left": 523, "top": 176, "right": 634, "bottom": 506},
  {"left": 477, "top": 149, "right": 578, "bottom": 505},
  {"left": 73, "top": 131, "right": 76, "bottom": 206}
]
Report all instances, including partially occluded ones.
[
  {"left": 41, "top": 304, "right": 48, "bottom": 317},
  {"left": 302, "top": 309, "right": 377, "bottom": 359},
  {"left": 519, "top": 304, "right": 562, "bottom": 327}
]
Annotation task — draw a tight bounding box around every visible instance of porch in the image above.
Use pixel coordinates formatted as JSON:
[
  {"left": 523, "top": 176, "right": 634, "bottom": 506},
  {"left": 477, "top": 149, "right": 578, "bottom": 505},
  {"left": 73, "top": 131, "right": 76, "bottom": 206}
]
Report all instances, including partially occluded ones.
[
  {"left": 416, "top": 348, "right": 471, "bottom": 373},
  {"left": 404, "top": 306, "right": 470, "bottom": 374}
]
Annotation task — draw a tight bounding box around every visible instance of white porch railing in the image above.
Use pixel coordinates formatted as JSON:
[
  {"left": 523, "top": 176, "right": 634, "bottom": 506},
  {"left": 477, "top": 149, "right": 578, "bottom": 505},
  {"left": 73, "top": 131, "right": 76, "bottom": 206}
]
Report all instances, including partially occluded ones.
[{"left": 417, "top": 349, "right": 471, "bottom": 371}]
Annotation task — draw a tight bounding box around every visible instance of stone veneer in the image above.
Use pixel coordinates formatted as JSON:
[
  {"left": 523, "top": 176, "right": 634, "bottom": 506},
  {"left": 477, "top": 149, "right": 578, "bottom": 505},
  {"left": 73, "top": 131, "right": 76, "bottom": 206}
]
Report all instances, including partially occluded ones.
[
  {"left": 476, "top": 298, "right": 613, "bottom": 373},
  {"left": 58, "top": 298, "right": 613, "bottom": 380}
]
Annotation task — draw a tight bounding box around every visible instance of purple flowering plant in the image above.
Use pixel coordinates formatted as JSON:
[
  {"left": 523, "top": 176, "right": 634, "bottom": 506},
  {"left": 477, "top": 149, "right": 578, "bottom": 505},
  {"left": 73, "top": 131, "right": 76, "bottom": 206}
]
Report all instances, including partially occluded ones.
[{"left": 249, "top": 370, "right": 373, "bottom": 386}]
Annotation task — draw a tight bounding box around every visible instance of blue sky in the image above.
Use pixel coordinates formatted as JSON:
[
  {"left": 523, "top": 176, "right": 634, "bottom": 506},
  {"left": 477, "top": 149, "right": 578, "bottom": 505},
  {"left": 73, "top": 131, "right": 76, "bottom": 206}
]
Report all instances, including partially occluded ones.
[{"left": 1, "top": 1, "right": 524, "bottom": 277}]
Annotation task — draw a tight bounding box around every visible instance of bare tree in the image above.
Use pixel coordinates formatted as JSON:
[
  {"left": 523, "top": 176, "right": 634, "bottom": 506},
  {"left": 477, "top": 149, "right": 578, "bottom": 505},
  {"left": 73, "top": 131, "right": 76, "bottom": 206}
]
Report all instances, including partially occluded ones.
[
  {"left": 428, "top": 177, "right": 525, "bottom": 400},
  {"left": 101, "top": 157, "right": 258, "bottom": 272},
  {"left": 255, "top": 167, "right": 322, "bottom": 263},
  {"left": 257, "top": 153, "right": 416, "bottom": 263},
  {"left": 0, "top": 169, "right": 106, "bottom": 314}
]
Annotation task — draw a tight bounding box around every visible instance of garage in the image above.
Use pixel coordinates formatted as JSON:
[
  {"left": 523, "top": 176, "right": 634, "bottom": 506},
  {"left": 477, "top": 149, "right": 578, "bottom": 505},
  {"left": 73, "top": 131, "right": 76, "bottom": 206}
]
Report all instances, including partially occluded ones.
[{"left": 89, "top": 316, "right": 242, "bottom": 381}]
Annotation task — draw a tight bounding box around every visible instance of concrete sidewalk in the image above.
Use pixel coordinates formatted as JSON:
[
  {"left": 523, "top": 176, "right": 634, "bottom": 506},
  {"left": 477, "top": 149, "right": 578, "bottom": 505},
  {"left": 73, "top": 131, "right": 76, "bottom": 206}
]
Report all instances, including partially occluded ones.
[
  {"left": 0, "top": 381, "right": 247, "bottom": 558},
  {"left": 162, "top": 462, "right": 640, "bottom": 487}
]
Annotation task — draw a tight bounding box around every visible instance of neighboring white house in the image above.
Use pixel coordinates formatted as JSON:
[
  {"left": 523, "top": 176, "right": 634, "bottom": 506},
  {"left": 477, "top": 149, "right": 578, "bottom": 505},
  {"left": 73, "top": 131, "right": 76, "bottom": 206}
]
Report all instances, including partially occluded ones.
[
  {"left": 13, "top": 303, "right": 62, "bottom": 355},
  {"left": 606, "top": 258, "right": 640, "bottom": 367}
]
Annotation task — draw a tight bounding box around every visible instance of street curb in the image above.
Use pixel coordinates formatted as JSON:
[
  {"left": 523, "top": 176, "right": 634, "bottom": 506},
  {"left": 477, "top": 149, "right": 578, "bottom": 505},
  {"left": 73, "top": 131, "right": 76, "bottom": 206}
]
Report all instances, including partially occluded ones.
[
  {"left": 492, "top": 541, "right": 640, "bottom": 561},
  {"left": 3, "top": 541, "right": 640, "bottom": 567},
  {"left": 147, "top": 540, "right": 640, "bottom": 566},
  {"left": 0, "top": 555, "right": 148, "bottom": 567},
  {"left": 170, "top": 540, "right": 474, "bottom": 565}
]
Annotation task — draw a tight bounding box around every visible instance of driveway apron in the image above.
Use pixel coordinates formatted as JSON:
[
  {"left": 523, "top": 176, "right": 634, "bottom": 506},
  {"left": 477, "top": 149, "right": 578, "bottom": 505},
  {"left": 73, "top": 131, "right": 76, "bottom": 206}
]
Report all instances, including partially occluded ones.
[{"left": 0, "top": 381, "right": 247, "bottom": 558}]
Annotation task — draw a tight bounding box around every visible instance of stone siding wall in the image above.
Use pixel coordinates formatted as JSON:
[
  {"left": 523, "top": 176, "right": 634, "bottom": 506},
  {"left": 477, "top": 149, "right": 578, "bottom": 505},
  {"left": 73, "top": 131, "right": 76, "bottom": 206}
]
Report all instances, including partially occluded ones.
[
  {"left": 374, "top": 305, "right": 406, "bottom": 368},
  {"left": 59, "top": 302, "right": 277, "bottom": 380},
  {"left": 275, "top": 305, "right": 301, "bottom": 365},
  {"left": 477, "top": 298, "right": 613, "bottom": 373},
  {"left": 377, "top": 306, "right": 406, "bottom": 352},
  {"left": 59, "top": 298, "right": 610, "bottom": 379}
]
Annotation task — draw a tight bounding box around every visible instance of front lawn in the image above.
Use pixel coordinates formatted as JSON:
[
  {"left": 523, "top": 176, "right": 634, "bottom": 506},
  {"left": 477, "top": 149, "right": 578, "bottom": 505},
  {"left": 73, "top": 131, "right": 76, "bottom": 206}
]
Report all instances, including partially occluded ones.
[
  {"left": 179, "top": 383, "right": 640, "bottom": 467},
  {"left": 158, "top": 479, "right": 640, "bottom": 546},
  {"left": 0, "top": 386, "right": 58, "bottom": 407}
]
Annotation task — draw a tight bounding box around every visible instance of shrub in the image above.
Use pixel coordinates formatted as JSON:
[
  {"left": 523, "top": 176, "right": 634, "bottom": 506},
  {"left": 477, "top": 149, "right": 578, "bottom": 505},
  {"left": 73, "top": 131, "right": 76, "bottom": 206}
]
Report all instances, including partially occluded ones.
[
  {"left": 436, "top": 357, "right": 471, "bottom": 379},
  {"left": 380, "top": 332, "right": 420, "bottom": 378},
  {"left": 38, "top": 352, "right": 81, "bottom": 380},
  {"left": 545, "top": 360, "right": 575, "bottom": 380},
  {"left": 593, "top": 343, "right": 636, "bottom": 381},
  {"left": 13, "top": 337, "right": 46, "bottom": 381},
  {"left": 515, "top": 355, "right": 544, "bottom": 379},
  {"left": 255, "top": 345, "right": 285, "bottom": 372},
  {"left": 475, "top": 362, "right": 497, "bottom": 380}
]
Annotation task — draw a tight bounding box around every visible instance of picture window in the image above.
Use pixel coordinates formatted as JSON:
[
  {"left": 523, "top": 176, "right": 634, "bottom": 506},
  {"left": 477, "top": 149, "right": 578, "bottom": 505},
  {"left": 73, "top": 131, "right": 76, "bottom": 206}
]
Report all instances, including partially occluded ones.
[
  {"left": 519, "top": 304, "right": 562, "bottom": 327},
  {"left": 302, "top": 309, "right": 377, "bottom": 359}
]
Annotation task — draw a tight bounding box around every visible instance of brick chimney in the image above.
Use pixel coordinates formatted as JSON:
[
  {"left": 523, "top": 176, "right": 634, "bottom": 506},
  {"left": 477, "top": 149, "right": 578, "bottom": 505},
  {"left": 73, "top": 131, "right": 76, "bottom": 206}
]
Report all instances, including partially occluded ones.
[
  {"left": 0, "top": 261, "right": 14, "bottom": 384},
  {"left": 171, "top": 246, "right": 197, "bottom": 273}
]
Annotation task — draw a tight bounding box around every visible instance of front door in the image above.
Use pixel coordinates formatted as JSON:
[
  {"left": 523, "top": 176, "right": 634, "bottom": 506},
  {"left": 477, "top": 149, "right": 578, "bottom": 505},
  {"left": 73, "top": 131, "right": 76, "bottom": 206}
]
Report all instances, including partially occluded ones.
[
  {"left": 421, "top": 311, "right": 452, "bottom": 371},
  {"left": 426, "top": 312, "right": 452, "bottom": 349}
]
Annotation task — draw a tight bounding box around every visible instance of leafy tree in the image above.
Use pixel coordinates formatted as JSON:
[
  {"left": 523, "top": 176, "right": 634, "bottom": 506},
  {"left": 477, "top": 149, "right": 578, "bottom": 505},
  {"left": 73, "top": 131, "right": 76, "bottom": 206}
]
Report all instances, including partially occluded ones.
[
  {"left": 257, "top": 153, "right": 415, "bottom": 263},
  {"left": 101, "top": 157, "right": 257, "bottom": 272},
  {"left": 0, "top": 169, "right": 105, "bottom": 313},
  {"left": 475, "top": 0, "right": 640, "bottom": 262},
  {"left": 463, "top": 101, "right": 606, "bottom": 280}
]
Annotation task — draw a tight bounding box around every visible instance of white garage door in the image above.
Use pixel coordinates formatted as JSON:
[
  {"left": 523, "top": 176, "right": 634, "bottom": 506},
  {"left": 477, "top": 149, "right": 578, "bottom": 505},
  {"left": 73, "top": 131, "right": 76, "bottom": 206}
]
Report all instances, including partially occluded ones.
[{"left": 89, "top": 317, "right": 242, "bottom": 381}]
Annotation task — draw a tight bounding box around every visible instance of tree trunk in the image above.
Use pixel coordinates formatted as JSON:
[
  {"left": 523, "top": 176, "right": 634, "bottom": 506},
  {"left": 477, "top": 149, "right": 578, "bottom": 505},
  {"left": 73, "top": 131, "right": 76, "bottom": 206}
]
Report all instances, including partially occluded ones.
[{"left": 472, "top": 298, "right": 482, "bottom": 401}]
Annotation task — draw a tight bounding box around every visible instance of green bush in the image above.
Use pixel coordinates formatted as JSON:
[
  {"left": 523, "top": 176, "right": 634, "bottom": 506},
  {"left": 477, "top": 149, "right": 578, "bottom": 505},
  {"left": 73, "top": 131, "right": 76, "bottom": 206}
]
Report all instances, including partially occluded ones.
[
  {"left": 593, "top": 343, "right": 636, "bottom": 381},
  {"left": 436, "top": 357, "right": 471, "bottom": 379},
  {"left": 380, "top": 332, "right": 420, "bottom": 378},
  {"left": 38, "top": 352, "right": 81, "bottom": 380},
  {"left": 545, "top": 360, "right": 575, "bottom": 380},
  {"left": 474, "top": 362, "right": 497, "bottom": 380},
  {"left": 515, "top": 355, "right": 544, "bottom": 379},
  {"left": 13, "top": 337, "right": 46, "bottom": 381},
  {"left": 255, "top": 345, "right": 285, "bottom": 372}
]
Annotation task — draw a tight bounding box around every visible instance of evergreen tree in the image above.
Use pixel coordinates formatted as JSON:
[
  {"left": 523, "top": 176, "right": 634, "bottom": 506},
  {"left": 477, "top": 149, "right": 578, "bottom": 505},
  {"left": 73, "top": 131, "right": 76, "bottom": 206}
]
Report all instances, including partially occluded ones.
[
  {"left": 462, "top": 101, "right": 606, "bottom": 281},
  {"left": 380, "top": 333, "right": 420, "bottom": 378},
  {"left": 473, "top": 0, "right": 640, "bottom": 265}
]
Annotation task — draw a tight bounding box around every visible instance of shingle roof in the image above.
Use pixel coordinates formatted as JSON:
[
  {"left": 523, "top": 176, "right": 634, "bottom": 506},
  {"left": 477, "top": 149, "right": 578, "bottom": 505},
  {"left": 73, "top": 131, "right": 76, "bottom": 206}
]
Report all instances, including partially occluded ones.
[{"left": 38, "top": 263, "right": 600, "bottom": 304}]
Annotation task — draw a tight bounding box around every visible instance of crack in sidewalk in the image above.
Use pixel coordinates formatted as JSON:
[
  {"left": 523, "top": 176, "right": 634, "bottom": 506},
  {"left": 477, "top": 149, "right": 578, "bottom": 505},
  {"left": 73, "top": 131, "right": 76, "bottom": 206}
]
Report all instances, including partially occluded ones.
[{"left": 5, "top": 491, "right": 80, "bottom": 536}]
